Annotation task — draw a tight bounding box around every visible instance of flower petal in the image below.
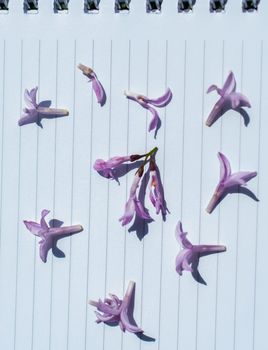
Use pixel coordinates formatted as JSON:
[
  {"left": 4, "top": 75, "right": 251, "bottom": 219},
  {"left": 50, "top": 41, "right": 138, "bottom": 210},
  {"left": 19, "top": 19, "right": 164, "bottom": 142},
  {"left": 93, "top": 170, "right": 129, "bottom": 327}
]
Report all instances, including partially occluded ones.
[
  {"left": 120, "top": 308, "right": 143, "bottom": 334},
  {"left": 119, "top": 198, "right": 135, "bottom": 226},
  {"left": 39, "top": 237, "right": 53, "bottom": 263},
  {"left": 40, "top": 209, "right": 50, "bottom": 230},
  {"left": 175, "top": 249, "right": 193, "bottom": 275},
  {"left": 221, "top": 71, "right": 236, "bottom": 96},
  {"left": 205, "top": 96, "right": 226, "bottom": 127},
  {"left": 134, "top": 200, "right": 152, "bottom": 220},
  {"left": 147, "top": 106, "right": 160, "bottom": 132},
  {"left": 23, "top": 220, "right": 42, "bottom": 236},
  {"left": 91, "top": 72, "right": 105, "bottom": 105},
  {"left": 218, "top": 152, "right": 231, "bottom": 183},
  {"left": 230, "top": 92, "right": 251, "bottom": 109},
  {"left": 175, "top": 221, "right": 193, "bottom": 249},
  {"left": 143, "top": 88, "right": 172, "bottom": 107}
]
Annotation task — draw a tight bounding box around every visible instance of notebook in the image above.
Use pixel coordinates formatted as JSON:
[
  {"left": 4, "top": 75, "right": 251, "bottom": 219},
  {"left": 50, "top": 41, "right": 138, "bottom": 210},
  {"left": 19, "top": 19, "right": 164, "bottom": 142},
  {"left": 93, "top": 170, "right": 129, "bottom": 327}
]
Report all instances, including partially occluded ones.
[{"left": 0, "top": 1, "right": 267, "bottom": 350}]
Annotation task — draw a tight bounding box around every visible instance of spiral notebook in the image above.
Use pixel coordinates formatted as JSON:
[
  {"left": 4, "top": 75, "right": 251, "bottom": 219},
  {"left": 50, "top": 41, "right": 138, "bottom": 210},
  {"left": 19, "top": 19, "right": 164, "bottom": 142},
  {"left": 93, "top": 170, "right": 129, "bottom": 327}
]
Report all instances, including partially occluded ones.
[{"left": 0, "top": 1, "right": 267, "bottom": 350}]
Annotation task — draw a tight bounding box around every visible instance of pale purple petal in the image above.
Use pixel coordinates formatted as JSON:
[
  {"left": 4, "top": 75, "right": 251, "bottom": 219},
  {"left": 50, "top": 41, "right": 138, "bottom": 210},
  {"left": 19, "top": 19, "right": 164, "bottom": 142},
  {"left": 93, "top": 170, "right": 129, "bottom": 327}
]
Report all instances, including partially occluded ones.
[
  {"left": 175, "top": 221, "right": 193, "bottom": 249},
  {"left": 205, "top": 96, "right": 226, "bottom": 127},
  {"left": 24, "top": 88, "right": 37, "bottom": 109},
  {"left": 23, "top": 221, "right": 42, "bottom": 236},
  {"left": 230, "top": 92, "right": 251, "bottom": 109},
  {"left": 91, "top": 72, "right": 105, "bottom": 105},
  {"left": 29, "top": 87, "right": 38, "bottom": 107},
  {"left": 119, "top": 198, "right": 135, "bottom": 226},
  {"left": 207, "top": 84, "right": 219, "bottom": 94},
  {"left": 18, "top": 109, "right": 39, "bottom": 126},
  {"left": 134, "top": 200, "right": 152, "bottom": 220},
  {"left": 39, "top": 237, "right": 53, "bottom": 263},
  {"left": 175, "top": 249, "right": 193, "bottom": 275},
  {"left": 40, "top": 209, "right": 50, "bottom": 230},
  {"left": 218, "top": 152, "right": 231, "bottom": 183},
  {"left": 221, "top": 71, "right": 236, "bottom": 96},
  {"left": 147, "top": 106, "right": 160, "bottom": 132},
  {"left": 143, "top": 88, "right": 172, "bottom": 107},
  {"left": 120, "top": 308, "right": 143, "bottom": 333}
]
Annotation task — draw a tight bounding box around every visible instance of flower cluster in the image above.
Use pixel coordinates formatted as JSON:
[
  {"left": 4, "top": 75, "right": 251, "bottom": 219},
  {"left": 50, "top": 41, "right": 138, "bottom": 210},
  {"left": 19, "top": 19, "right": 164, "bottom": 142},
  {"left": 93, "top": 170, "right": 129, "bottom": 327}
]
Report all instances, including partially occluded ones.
[{"left": 94, "top": 147, "right": 168, "bottom": 226}]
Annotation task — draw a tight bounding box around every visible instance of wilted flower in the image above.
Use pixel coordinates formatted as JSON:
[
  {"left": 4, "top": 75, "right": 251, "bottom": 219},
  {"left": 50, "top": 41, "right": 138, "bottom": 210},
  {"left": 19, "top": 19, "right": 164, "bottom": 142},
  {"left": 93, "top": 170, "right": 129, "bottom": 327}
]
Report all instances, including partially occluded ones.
[
  {"left": 78, "top": 63, "right": 105, "bottom": 106},
  {"left": 23, "top": 209, "right": 83, "bottom": 263},
  {"left": 175, "top": 221, "right": 226, "bottom": 276},
  {"left": 206, "top": 71, "right": 251, "bottom": 127},
  {"left": 206, "top": 152, "right": 257, "bottom": 213},
  {"left": 148, "top": 159, "right": 167, "bottom": 217},
  {"left": 18, "top": 87, "right": 69, "bottom": 127},
  {"left": 124, "top": 88, "right": 172, "bottom": 133},
  {"left": 89, "top": 281, "right": 143, "bottom": 334},
  {"left": 119, "top": 167, "right": 152, "bottom": 226}
]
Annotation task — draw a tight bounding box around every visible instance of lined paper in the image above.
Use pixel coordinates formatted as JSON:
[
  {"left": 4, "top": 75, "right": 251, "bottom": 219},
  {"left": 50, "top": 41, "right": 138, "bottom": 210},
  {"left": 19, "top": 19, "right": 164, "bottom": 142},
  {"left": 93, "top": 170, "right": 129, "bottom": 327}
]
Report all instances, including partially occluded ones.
[{"left": 0, "top": 2, "right": 268, "bottom": 350}]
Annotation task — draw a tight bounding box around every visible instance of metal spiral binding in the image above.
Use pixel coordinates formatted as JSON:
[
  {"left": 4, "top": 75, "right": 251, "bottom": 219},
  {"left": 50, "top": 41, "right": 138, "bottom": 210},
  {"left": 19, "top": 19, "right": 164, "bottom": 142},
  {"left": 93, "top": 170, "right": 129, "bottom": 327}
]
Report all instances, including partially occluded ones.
[
  {"left": 210, "top": 0, "right": 227, "bottom": 12},
  {"left": 178, "top": 0, "right": 196, "bottom": 12}
]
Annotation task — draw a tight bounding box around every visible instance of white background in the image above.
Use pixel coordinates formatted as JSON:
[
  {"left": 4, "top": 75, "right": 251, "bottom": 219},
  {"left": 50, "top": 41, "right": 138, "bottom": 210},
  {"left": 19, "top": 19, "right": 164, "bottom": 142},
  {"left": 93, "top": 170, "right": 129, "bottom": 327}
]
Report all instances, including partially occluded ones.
[{"left": 0, "top": 1, "right": 267, "bottom": 350}]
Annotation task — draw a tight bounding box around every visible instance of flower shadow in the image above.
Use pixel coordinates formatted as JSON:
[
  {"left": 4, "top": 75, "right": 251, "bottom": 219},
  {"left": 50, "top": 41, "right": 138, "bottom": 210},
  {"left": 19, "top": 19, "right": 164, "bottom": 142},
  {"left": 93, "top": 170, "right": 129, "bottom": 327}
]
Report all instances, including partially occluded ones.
[
  {"left": 190, "top": 250, "right": 225, "bottom": 285},
  {"left": 214, "top": 185, "right": 259, "bottom": 211}
]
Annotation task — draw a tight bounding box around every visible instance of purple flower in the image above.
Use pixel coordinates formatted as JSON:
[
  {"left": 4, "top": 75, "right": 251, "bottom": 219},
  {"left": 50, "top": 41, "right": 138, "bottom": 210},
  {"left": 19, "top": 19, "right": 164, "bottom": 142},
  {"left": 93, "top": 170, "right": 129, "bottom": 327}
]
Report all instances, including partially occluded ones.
[
  {"left": 23, "top": 209, "right": 83, "bottom": 263},
  {"left": 206, "top": 71, "right": 251, "bottom": 127},
  {"left": 119, "top": 168, "right": 152, "bottom": 226},
  {"left": 124, "top": 88, "right": 172, "bottom": 133},
  {"left": 207, "top": 152, "right": 257, "bottom": 213},
  {"left": 148, "top": 160, "right": 167, "bottom": 217},
  {"left": 19, "top": 87, "right": 69, "bottom": 127},
  {"left": 78, "top": 63, "right": 106, "bottom": 106},
  {"left": 175, "top": 221, "right": 226, "bottom": 276},
  {"left": 89, "top": 281, "right": 143, "bottom": 334},
  {"left": 94, "top": 156, "right": 131, "bottom": 179}
]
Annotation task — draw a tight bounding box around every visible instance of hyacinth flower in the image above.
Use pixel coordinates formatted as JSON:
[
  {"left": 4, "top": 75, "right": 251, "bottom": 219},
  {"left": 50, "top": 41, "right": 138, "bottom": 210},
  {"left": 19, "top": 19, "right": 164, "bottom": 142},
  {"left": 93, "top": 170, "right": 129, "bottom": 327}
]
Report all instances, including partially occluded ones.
[
  {"left": 23, "top": 209, "right": 83, "bottom": 263},
  {"left": 18, "top": 87, "right": 69, "bottom": 127},
  {"left": 89, "top": 281, "right": 143, "bottom": 334},
  {"left": 206, "top": 152, "right": 257, "bottom": 214},
  {"left": 78, "top": 63, "right": 106, "bottom": 106},
  {"left": 206, "top": 71, "right": 251, "bottom": 127},
  {"left": 93, "top": 154, "right": 145, "bottom": 181},
  {"left": 175, "top": 221, "right": 226, "bottom": 276},
  {"left": 119, "top": 166, "right": 152, "bottom": 226},
  {"left": 148, "top": 158, "right": 168, "bottom": 218},
  {"left": 124, "top": 88, "right": 172, "bottom": 134}
]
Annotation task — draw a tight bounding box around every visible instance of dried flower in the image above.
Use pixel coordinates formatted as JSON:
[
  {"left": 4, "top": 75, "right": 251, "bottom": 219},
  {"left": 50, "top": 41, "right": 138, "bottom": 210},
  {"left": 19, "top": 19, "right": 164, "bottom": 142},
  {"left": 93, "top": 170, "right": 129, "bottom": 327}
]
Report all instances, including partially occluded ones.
[
  {"left": 18, "top": 87, "right": 69, "bottom": 127},
  {"left": 124, "top": 88, "right": 172, "bottom": 133},
  {"left": 175, "top": 221, "right": 226, "bottom": 275},
  {"left": 78, "top": 63, "right": 105, "bottom": 106},
  {"left": 23, "top": 209, "right": 83, "bottom": 263},
  {"left": 89, "top": 281, "right": 143, "bottom": 334},
  {"left": 206, "top": 71, "right": 251, "bottom": 127},
  {"left": 206, "top": 152, "right": 257, "bottom": 213}
]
